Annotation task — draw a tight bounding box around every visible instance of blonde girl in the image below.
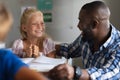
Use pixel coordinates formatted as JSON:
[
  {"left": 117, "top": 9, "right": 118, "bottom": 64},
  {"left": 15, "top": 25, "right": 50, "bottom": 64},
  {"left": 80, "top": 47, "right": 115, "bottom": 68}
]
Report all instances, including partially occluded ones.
[{"left": 12, "top": 8, "right": 55, "bottom": 58}]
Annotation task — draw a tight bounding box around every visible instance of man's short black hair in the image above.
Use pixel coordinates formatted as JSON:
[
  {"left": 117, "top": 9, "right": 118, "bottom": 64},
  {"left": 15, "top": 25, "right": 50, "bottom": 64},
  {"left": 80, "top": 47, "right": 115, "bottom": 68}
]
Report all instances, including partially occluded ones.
[{"left": 81, "top": 1, "right": 107, "bottom": 13}]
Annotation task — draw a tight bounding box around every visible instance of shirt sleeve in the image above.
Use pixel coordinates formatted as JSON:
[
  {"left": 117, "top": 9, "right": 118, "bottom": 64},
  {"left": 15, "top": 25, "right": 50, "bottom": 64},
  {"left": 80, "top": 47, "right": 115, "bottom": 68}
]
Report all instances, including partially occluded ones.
[
  {"left": 1, "top": 49, "right": 27, "bottom": 79},
  {"left": 43, "top": 38, "right": 56, "bottom": 55},
  {"left": 87, "top": 48, "right": 120, "bottom": 80},
  {"left": 57, "top": 35, "right": 83, "bottom": 59},
  {"left": 12, "top": 39, "right": 24, "bottom": 56}
]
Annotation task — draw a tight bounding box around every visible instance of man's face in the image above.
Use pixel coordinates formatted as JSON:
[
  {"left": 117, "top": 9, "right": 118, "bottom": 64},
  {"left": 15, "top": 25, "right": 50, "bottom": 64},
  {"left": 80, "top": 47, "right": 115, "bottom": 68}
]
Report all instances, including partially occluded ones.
[{"left": 77, "top": 10, "right": 95, "bottom": 42}]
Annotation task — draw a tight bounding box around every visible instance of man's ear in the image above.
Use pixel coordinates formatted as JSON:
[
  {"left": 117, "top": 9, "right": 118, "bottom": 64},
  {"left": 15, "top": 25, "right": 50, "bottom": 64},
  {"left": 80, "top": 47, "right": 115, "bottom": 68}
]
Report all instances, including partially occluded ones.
[{"left": 91, "top": 20, "right": 99, "bottom": 29}]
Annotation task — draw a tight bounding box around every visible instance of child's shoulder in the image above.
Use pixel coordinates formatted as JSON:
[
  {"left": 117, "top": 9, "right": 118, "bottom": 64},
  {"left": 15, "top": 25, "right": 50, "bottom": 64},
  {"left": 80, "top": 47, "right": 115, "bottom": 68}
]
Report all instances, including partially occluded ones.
[
  {"left": 13, "top": 39, "right": 23, "bottom": 44},
  {"left": 12, "top": 39, "right": 24, "bottom": 48},
  {"left": 0, "top": 49, "right": 12, "bottom": 58},
  {"left": 45, "top": 37, "right": 54, "bottom": 41},
  {"left": 0, "top": 49, "right": 10, "bottom": 53},
  {"left": 44, "top": 38, "right": 54, "bottom": 43},
  {"left": 14, "top": 39, "right": 23, "bottom": 42}
]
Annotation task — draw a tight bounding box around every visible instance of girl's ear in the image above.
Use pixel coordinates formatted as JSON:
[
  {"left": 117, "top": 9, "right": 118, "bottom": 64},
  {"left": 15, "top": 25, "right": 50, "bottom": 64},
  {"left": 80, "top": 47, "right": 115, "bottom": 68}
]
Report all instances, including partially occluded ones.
[{"left": 22, "top": 24, "right": 27, "bottom": 32}]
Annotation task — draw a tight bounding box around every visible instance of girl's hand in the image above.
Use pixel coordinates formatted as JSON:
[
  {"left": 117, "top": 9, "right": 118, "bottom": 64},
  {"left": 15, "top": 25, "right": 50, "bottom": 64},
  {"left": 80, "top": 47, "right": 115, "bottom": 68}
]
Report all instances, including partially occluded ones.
[
  {"left": 32, "top": 44, "right": 40, "bottom": 58},
  {"left": 24, "top": 44, "right": 39, "bottom": 58},
  {"left": 25, "top": 44, "right": 33, "bottom": 57}
]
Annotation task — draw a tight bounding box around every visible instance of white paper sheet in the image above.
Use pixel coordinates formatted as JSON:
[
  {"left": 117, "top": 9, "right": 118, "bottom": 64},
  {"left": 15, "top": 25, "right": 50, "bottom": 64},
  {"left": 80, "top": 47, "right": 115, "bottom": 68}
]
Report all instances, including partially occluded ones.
[
  {"left": 21, "top": 58, "right": 34, "bottom": 64},
  {"left": 32, "top": 56, "right": 67, "bottom": 65},
  {"left": 28, "top": 63, "right": 55, "bottom": 72},
  {"left": 21, "top": 56, "right": 67, "bottom": 72}
]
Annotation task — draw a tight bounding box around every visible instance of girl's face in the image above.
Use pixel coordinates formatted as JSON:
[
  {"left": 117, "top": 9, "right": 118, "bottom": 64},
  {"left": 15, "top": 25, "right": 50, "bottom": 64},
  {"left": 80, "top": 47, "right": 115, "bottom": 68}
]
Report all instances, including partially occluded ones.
[{"left": 23, "top": 12, "right": 45, "bottom": 38}]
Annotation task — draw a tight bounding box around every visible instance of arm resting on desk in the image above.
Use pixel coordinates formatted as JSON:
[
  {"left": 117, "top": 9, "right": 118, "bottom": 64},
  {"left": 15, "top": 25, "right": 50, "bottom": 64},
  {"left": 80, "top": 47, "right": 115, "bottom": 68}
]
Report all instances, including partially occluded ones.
[{"left": 15, "top": 67, "right": 48, "bottom": 80}]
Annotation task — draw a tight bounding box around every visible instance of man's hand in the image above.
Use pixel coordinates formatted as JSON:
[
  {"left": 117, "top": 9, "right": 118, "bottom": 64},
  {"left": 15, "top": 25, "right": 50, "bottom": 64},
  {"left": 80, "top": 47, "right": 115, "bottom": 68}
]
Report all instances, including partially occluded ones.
[{"left": 48, "top": 63, "right": 74, "bottom": 80}]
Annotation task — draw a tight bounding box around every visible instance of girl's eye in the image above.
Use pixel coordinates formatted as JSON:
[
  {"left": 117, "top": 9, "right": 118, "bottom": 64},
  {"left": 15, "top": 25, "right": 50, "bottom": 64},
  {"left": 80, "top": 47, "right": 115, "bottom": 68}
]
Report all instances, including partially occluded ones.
[
  {"left": 41, "top": 22, "right": 45, "bottom": 26},
  {"left": 30, "top": 22, "right": 45, "bottom": 26},
  {"left": 31, "top": 23, "right": 37, "bottom": 26}
]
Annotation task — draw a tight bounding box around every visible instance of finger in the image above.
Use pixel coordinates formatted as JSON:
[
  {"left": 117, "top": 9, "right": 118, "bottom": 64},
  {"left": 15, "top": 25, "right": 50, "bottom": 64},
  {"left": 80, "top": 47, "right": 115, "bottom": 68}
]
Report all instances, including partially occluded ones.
[
  {"left": 57, "top": 64, "right": 67, "bottom": 70},
  {"left": 34, "top": 45, "right": 39, "bottom": 53},
  {"left": 29, "top": 45, "right": 33, "bottom": 53},
  {"left": 29, "top": 45, "right": 32, "bottom": 51},
  {"left": 34, "top": 45, "right": 39, "bottom": 50},
  {"left": 28, "top": 48, "right": 33, "bottom": 57},
  {"left": 29, "top": 44, "right": 33, "bottom": 48}
]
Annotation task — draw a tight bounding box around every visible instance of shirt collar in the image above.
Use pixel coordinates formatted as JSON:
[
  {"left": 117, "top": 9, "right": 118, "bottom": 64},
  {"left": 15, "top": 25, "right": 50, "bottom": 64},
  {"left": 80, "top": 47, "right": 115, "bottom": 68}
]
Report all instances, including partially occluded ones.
[{"left": 100, "top": 24, "right": 117, "bottom": 50}]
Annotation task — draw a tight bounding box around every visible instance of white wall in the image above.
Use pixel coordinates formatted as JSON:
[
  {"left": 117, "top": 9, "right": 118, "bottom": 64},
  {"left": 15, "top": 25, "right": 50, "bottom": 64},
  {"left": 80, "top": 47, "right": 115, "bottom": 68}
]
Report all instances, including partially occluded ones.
[
  {"left": 103, "top": 0, "right": 120, "bottom": 29},
  {"left": 45, "top": 0, "right": 79, "bottom": 43}
]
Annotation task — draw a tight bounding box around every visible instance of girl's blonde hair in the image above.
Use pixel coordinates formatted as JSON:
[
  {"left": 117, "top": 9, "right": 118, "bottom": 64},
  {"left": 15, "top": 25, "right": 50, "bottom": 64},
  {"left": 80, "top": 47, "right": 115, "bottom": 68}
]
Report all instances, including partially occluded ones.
[{"left": 20, "top": 8, "right": 49, "bottom": 47}]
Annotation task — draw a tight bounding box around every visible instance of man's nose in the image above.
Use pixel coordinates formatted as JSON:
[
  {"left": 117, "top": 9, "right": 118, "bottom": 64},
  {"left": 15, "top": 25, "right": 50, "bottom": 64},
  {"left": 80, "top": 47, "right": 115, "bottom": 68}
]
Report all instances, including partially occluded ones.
[{"left": 77, "top": 23, "right": 82, "bottom": 31}]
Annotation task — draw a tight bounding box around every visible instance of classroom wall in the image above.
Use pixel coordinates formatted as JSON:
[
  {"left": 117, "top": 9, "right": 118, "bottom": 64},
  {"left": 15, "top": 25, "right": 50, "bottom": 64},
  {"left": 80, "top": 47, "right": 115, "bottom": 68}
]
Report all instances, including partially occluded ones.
[{"left": 103, "top": 0, "right": 120, "bottom": 29}]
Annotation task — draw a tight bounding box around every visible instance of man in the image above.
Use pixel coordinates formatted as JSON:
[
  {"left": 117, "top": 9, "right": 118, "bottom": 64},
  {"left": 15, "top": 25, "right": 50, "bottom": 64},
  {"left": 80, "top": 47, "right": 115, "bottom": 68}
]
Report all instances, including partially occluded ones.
[
  {"left": 0, "top": 4, "right": 47, "bottom": 80},
  {"left": 49, "top": 1, "right": 120, "bottom": 80}
]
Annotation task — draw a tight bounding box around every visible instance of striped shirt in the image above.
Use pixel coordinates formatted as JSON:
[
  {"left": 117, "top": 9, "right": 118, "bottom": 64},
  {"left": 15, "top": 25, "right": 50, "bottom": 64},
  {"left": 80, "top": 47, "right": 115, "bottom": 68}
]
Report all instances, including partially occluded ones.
[{"left": 58, "top": 24, "right": 120, "bottom": 80}]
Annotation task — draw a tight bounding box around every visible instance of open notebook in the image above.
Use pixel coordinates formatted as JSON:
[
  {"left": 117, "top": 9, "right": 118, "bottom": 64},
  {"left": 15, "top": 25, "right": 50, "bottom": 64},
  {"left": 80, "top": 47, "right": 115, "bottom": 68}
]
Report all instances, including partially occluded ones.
[{"left": 21, "top": 56, "right": 67, "bottom": 72}]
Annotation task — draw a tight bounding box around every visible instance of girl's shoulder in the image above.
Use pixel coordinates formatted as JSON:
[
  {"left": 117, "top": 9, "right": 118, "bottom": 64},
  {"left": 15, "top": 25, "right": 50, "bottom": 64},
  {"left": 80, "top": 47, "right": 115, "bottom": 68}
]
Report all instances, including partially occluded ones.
[
  {"left": 44, "top": 38, "right": 54, "bottom": 44},
  {"left": 43, "top": 38, "right": 55, "bottom": 55},
  {"left": 13, "top": 39, "right": 23, "bottom": 44},
  {"left": 12, "top": 39, "right": 24, "bottom": 48}
]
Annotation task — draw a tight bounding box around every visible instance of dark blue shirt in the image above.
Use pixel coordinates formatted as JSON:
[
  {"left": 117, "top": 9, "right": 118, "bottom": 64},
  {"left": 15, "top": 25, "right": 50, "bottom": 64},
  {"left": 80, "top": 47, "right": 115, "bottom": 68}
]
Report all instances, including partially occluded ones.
[{"left": 0, "top": 49, "right": 27, "bottom": 80}]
